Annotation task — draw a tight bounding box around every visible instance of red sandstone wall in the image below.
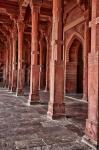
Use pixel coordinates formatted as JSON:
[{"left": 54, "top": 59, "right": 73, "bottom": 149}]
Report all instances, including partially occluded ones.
[{"left": 63, "top": 0, "right": 84, "bottom": 94}]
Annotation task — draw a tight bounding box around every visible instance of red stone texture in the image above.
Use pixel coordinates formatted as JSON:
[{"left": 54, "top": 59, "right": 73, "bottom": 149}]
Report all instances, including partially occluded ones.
[{"left": 0, "top": 0, "right": 99, "bottom": 149}]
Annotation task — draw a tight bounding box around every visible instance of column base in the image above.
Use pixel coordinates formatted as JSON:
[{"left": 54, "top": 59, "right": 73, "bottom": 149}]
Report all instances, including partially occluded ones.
[
  {"left": 3, "top": 81, "right": 6, "bottom": 88},
  {"left": 82, "top": 135, "right": 98, "bottom": 150},
  {"left": 47, "top": 102, "right": 65, "bottom": 120},
  {"left": 8, "top": 85, "right": 11, "bottom": 91},
  {"left": 4, "top": 80, "right": 8, "bottom": 88},
  {"left": 83, "top": 119, "right": 99, "bottom": 149},
  {"left": 16, "top": 89, "right": 24, "bottom": 96},
  {"left": 5, "top": 84, "right": 8, "bottom": 88},
  {"left": 82, "top": 94, "right": 88, "bottom": 101},
  {"left": 27, "top": 101, "right": 40, "bottom": 106},
  {"left": 11, "top": 87, "right": 16, "bottom": 92},
  {"left": 28, "top": 93, "right": 40, "bottom": 106},
  {"left": 45, "top": 86, "right": 49, "bottom": 92}
]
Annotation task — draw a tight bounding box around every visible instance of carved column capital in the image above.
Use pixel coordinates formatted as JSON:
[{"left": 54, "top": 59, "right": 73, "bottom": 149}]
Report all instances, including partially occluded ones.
[
  {"left": 17, "top": 6, "right": 26, "bottom": 33},
  {"left": 17, "top": 20, "right": 25, "bottom": 32},
  {"left": 19, "top": 6, "right": 26, "bottom": 21},
  {"left": 12, "top": 24, "right": 17, "bottom": 40},
  {"left": 30, "top": 0, "right": 41, "bottom": 14}
]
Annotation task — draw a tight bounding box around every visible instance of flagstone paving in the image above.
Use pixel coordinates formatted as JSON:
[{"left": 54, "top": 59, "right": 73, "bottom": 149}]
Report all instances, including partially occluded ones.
[{"left": 0, "top": 88, "right": 92, "bottom": 150}]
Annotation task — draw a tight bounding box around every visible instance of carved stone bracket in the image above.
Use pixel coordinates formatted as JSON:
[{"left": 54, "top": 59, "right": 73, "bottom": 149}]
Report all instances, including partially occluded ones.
[
  {"left": 12, "top": 24, "right": 17, "bottom": 39},
  {"left": 30, "top": 0, "right": 42, "bottom": 14},
  {"left": 19, "top": 6, "right": 26, "bottom": 21},
  {"left": 51, "top": 40, "right": 64, "bottom": 46},
  {"left": 17, "top": 20, "right": 25, "bottom": 32}
]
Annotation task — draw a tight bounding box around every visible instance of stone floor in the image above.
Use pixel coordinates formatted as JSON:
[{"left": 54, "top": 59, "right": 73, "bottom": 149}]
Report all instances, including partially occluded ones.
[{"left": 0, "top": 88, "right": 92, "bottom": 150}]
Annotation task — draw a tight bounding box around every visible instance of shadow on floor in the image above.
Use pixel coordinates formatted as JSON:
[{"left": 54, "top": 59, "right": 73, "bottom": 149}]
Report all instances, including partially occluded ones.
[{"left": 0, "top": 88, "right": 91, "bottom": 150}]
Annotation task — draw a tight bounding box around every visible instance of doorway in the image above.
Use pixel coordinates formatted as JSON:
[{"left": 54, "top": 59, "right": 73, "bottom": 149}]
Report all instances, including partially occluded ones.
[{"left": 66, "top": 38, "right": 83, "bottom": 96}]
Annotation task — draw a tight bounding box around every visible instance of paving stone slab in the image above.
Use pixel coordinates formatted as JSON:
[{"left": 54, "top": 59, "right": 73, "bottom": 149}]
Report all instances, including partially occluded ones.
[{"left": 0, "top": 88, "right": 92, "bottom": 150}]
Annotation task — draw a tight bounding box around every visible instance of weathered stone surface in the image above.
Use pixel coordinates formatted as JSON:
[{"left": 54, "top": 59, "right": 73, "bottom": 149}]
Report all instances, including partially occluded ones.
[{"left": 0, "top": 88, "right": 91, "bottom": 150}]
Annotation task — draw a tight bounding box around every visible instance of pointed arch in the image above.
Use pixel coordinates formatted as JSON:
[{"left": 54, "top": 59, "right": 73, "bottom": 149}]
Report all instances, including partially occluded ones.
[
  {"left": 66, "top": 32, "right": 84, "bottom": 51},
  {"left": 65, "top": 32, "right": 84, "bottom": 94}
]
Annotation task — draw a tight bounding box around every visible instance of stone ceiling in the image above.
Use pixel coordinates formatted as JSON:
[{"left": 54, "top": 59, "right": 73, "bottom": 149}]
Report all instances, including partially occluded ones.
[{"left": 0, "top": 0, "right": 90, "bottom": 51}]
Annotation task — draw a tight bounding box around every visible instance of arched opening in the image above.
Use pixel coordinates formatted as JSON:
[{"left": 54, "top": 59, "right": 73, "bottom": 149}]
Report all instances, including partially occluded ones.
[
  {"left": 66, "top": 38, "right": 83, "bottom": 96},
  {"left": 77, "top": 44, "right": 83, "bottom": 93}
]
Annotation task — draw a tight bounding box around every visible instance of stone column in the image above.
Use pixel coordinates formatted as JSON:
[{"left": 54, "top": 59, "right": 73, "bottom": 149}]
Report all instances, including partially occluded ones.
[
  {"left": 83, "top": 10, "right": 89, "bottom": 101},
  {"left": 27, "top": 43, "right": 31, "bottom": 86},
  {"left": 11, "top": 26, "right": 17, "bottom": 92},
  {"left": 39, "top": 36, "right": 44, "bottom": 90},
  {"left": 45, "top": 38, "right": 50, "bottom": 91},
  {"left": 45, "top": 22, "right": 52, "bottom": 91},
  {"left": 47, "top": 0, "right": 65, "bottom": 119},
  {"left": 5, "top": 43, "right": 9, "bottom": 88},
  {"left": 39, "top": 33, "right": 47, "bottom": 91},
  {"left": 16, "top": 20, "right": 24, "bottom": 96},
  {"left": 3, "top": 64, "right": 6, "bottom": 87},
  {"left": 28, "top": 4, "right": 40, "bottom": 105},
  {"left": 83, "top": 0, "right": 99, "bottom": 149},
  {"left": 8, "top": 38, "right": 13, "bottom": 90},
  {"left": 3, "top": 47, "right": 7, "bottom": 87}
]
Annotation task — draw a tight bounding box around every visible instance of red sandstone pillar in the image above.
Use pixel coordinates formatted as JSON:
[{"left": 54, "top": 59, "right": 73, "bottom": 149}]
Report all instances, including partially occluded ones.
[
  {"left": 45, "top": 22, "right": 52, "bottom": 91},
  {"left": 47, "top": 0, "right": 65, "bottom": 119},
  {"left": 25, "top": 43, "right": 30, "bottom": 86},
  {"left": 83, "top": 0, "right": 99, "bottom": 149},
  {"left": 5, "top": 43, "right": 9, "bottom": 88},
  {"left": 45, "top": 38, "right": 50, "bottom": 91},
  {"left": 39, "top": 34, "right": 47, "bottom": 91},
  {"left": 39, "top": 36, "right": 44, "bottom": 90},
  {"left": 3, "top": 51, "right": 6, "bottom": 87},
  {"left": 16, "top": 20, "right": 24, "bottom": 96},
  {"left": 8, "top": 38, "right": 13, "bottom": 90},
  {"left": 83, "top": 11, "right": 89, "bottom": 101},
  {"left": 11, "top": 26, "right": 17, "bottom": 92},
  {"left": 3, "top": 63, "right": 6, "bottom": 87},
  {"left": 28, "top": 4, "right": 40, "bottom": 105}
]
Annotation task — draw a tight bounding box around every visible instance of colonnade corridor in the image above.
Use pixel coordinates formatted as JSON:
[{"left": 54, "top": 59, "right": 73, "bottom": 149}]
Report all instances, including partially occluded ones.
[
  {"left": 0, "top": 87, "right": 91, "bottom": 150},
  {"left": 0, "top": 0, "right": 99, "bottom": 149}
]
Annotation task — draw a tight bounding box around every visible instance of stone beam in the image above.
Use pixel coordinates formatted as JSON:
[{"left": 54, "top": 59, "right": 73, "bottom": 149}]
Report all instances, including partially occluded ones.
[
  {"left": 0, "top": 1, "right": 19, "bottom": 20},
  {"left": 64, "top": 16, "right": 85, "bottom": 32}
]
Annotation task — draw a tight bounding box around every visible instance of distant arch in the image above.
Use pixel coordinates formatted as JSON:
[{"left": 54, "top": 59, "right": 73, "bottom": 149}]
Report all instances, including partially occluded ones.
[
  {"left": 66, "top": 32, "right": 84, "bottom": 51},
  {"left": 65, "top": 32, "right": 84, "bottom": 94}
]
